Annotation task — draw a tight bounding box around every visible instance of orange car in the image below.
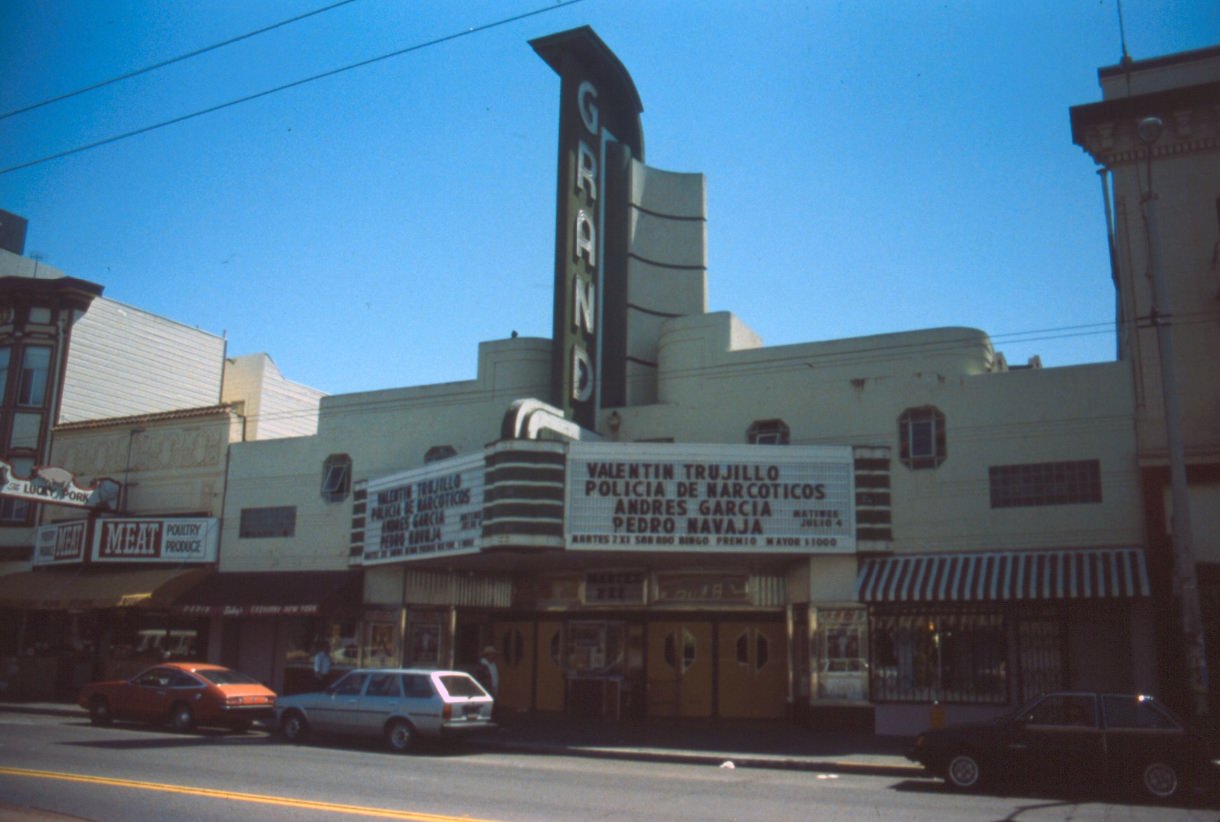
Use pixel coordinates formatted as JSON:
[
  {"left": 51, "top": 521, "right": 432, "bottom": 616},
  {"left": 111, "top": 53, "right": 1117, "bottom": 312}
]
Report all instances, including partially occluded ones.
[{"left": 78, "top": 662, "right": 276, "bottom": 732}]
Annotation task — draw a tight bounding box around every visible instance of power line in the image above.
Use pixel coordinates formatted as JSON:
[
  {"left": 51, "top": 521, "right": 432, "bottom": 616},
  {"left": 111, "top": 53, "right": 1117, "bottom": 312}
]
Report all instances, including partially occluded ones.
[
  {"left": 0, "top": 0, "right": 585, "bottom": 177},
  {"left": 0, "top": 0, "right": 362, "bottom": 121}
]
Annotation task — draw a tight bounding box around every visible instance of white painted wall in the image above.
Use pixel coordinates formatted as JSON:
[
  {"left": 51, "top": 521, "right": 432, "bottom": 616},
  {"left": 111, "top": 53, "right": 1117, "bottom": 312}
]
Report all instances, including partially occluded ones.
[{"left": 60, "top": 298, "right": 225, "bottom": 423}]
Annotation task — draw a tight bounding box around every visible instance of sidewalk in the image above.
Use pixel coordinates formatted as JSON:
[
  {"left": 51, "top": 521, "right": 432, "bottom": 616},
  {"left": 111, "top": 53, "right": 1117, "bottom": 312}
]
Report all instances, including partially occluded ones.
[{"left": 0, "top": 699, "right": 924, "bottom": 778}]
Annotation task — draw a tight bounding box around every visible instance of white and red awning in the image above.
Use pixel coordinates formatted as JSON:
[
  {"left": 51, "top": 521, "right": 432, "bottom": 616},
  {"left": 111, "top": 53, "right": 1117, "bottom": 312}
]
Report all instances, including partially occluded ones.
[{"left": 856, "top": 547, "right": 1150, "bottom": 603}]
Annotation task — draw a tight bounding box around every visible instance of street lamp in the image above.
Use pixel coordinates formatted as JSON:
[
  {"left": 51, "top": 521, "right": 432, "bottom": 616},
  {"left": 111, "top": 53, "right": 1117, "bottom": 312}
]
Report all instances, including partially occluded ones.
[{"left": 1138, "top": 116, "right": 1210, "bottom": 718}]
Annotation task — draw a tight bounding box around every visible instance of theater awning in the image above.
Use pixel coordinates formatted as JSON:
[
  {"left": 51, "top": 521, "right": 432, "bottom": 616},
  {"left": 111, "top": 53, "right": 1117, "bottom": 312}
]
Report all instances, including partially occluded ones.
[
  {"left": 0, "top": 567, "right": 212, "bottom": 611},
  {"left": 856, "top": 548, "right": 1151, "bottom": 603},
  {"left": 172, "top": 570, "right": 361, "bottom": 617}
]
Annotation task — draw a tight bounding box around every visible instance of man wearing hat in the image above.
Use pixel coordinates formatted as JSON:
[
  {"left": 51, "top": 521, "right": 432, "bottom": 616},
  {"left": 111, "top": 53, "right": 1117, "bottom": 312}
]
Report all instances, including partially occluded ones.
[{"left": 475, "top": 644, "right": 499, "bottom": 698}]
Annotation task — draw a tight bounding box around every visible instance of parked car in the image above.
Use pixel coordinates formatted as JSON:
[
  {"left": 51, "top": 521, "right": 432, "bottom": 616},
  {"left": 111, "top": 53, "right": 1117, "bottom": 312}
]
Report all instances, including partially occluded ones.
[
  {"left": 78, "top": 662, "right": 276, "bottom": 732},
  {"left": 907, "top": 692, "right": 1219, "bottom": 801},
  {"left": 275, "top": 668, "right": 494, "bottom": 752}
]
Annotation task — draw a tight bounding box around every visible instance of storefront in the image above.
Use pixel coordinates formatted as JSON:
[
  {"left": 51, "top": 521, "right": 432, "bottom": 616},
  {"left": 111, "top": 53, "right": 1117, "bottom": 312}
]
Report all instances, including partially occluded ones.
[
  {"left": 855, "top": 547, "right": 1156, "bottom": 734},
  {"left": 0, "top": 564, "right": 212, "bottom": 699},
  {"left": 171, "top": 569, "right": 364, "bottom": 694}
]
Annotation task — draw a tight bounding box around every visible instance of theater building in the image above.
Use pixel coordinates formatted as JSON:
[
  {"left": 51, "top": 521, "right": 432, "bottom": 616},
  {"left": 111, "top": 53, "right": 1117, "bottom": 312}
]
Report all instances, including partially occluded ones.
[{"left": 209, "top": 28, "right": 1174, "bottom": 733}]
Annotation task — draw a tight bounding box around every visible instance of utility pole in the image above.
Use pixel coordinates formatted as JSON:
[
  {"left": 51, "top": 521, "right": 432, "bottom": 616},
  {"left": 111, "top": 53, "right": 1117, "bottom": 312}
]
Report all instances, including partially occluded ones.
[{"left": 1137, "top": 116, "right": 1210, "bottom": 719}]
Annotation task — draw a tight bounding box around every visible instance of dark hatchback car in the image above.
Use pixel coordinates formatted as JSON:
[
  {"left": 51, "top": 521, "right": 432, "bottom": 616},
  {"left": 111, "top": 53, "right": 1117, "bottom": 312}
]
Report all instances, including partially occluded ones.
[{"left": 907, "top": 692, "right": 1219, "bottom": 801}]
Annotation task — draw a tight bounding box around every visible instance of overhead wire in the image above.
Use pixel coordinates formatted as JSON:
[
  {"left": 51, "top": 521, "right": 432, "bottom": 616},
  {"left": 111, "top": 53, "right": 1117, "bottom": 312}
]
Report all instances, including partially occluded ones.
[
  {"left": 195, "top": 311, "right": 1220, "bottom": 431},
  {"left": 0, "top": 0, "right": 586, "bottom": 177},
  {"left": 0, "top": 0, "right": 362, "bottom": 121}
]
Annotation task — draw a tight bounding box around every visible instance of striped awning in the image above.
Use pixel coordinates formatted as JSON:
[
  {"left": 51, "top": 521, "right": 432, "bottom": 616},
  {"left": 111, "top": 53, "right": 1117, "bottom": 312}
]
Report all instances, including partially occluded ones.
[{"left": 856, "top": 548, "right": 1150, "bottom": 603}]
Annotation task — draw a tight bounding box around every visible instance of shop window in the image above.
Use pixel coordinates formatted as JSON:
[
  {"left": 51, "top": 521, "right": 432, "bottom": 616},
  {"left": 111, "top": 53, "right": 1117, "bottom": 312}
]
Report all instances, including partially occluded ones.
[
  {"left": 989, "top": 460, "right": 1102, "bottom": 507},
  {"left": 0, "top": 455, "right": 32, "bottom": 524},
  {"left": 747, "top": 419, "right": 789, "bottom": 445},
  {"left": 567, "top": 621, "right": 624, "bottom": 675},
  {"left": 898, "top": 406, "right": 946, "bottom": 469},
  {"left": 812, "top": 608, "right": 869, "bottom": 701},
  {"left": 425, "top": 445, "right": 457, "bottom": 463},
  {"left": 238, "top": 506, "right": 296, "bottom": 538},
  {"left": 869, "top": 609, "right": 1007, "bottom": 704},
  {"left": 17, "top": 345, "right": 51, "bottom": 407},
  {"left": 320, "top": 454, "right": 352, "bottom": 502}
]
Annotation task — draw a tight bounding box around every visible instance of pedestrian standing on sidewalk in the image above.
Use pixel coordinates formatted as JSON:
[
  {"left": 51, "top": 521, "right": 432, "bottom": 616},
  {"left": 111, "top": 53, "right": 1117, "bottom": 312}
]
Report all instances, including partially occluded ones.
[
  {"left": 312, "top": 641, "right": 332, "bottom": 688},
  {"left": 474, "top": 645, "right": 499, "bottom": 698}
]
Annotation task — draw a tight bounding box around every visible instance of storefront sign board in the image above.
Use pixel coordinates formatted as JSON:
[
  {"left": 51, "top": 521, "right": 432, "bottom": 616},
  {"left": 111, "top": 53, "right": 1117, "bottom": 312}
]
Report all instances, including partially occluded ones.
[
  {"left": 33, "top": 520, "right": 88, "bottom": 565},
  {"left": 91, "top": 517, "right": 219, "bottom": 563}
]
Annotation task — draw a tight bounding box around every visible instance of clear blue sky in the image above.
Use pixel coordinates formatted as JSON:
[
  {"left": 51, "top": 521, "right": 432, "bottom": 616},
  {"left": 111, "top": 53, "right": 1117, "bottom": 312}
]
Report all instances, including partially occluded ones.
[{"left": 2, "top": 1, "right": 1217, "bottom": 396}]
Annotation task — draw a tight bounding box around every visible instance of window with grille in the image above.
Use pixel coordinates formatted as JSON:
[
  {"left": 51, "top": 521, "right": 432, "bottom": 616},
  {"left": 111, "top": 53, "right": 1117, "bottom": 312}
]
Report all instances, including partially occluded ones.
[
  {"left": 898, "top": 406, "right": 946, "bottom": 469},
  {"left": 869, "top": 609, "right": 1007, "bottom": 704},
  {"left": 989, "top": 460, "right": 1101, "bottom": 507}
]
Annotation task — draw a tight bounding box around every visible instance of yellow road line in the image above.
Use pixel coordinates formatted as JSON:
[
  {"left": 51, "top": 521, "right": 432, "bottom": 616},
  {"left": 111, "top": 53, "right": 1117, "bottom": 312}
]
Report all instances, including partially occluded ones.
[{"left": 0, "top": 767, "right": 502, "bottom": 821}]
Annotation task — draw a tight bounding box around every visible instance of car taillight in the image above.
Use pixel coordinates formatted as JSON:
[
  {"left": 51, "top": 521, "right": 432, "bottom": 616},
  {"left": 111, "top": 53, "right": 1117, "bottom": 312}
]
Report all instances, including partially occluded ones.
[{"left": 443, "top": 704, "right": 452, "bottom": 720}]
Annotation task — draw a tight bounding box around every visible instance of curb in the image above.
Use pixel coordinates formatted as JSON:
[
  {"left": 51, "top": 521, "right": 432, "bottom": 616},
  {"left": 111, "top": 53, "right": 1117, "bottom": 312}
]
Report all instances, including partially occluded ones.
[
  {"left": 471, "top": 737, "right": 927, "bottom": 778},
  {"left": 1, "top": 703, "right": 927, "bottom": 779}
]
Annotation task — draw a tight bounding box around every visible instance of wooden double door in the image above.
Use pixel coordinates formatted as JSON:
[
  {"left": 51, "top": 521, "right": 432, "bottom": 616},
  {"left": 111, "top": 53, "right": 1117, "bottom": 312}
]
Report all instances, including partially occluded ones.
[
  {"left": 488, "top": 617, "right": 789, "bottom": 720},
  {"left": 646, "top": 619, "right": 788, "bottom": 719}
]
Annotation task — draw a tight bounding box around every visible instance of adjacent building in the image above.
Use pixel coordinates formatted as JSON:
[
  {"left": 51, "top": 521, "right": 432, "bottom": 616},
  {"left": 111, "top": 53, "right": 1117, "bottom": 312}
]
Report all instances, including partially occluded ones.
[
  {"left": 1071, "top": 44, "right": 1220, "bottom": 717},
  {"left": 0, "top": 224, "right": 324, "bottom": 698}
]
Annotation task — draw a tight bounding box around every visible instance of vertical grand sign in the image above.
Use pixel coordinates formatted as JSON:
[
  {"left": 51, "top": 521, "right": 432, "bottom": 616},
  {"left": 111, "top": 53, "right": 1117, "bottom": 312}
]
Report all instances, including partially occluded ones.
[{"left": 532, "top": 27, "right": 644, "bottom": 429}]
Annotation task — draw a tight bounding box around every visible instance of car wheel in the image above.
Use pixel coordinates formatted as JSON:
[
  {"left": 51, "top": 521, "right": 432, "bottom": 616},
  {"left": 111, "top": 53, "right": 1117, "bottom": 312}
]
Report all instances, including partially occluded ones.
[
  {"left": 281, "top": 711, "right": 310, "bottom": 744},
  {"left": 168, "top": 702, "right": 195, "bottom": 732},
  {"left": 1141, "top": 761, "right": 1180, "bottom": 800},
  {"left": 88, "top": 696, "right": 112, "bottom": 726},
  {"left": 384, "top": 719, "right": 415, "bottom": 753},
  {"left": 945, "top": 751, "right": 983, "bottom": 791}
]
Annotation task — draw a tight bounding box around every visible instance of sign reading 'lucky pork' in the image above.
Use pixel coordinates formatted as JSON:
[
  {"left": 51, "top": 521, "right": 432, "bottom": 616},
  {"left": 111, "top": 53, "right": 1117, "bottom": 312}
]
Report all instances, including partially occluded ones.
[{"left": 566, "top": 443, "right": 856, "bottom": 553}]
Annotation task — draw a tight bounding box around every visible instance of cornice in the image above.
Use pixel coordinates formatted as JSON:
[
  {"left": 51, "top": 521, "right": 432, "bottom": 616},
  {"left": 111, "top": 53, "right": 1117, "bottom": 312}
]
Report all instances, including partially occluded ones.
[{"left": 1070, "top": 83, "right": 1220, "bottom": 166}]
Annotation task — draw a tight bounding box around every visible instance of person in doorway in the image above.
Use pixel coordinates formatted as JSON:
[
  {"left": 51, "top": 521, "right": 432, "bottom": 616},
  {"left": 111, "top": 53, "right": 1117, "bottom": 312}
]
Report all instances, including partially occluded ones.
[
  {"left": 312, "top": 641, "right": 332, "bottom": 687},
  {"left": 474, "top": 645, "right": 499, "bottom": 698}
]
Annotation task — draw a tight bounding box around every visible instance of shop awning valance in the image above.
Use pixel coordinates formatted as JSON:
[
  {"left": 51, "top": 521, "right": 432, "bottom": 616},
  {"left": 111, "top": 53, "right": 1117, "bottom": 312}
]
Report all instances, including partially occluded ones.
[
  {"left": 856, "top": 547, "right": 1151, "bottom": 603},
  {"left": 172, "top": 570, "right": 361, "bottom": 617},
  {"left": 0, "top": 567, "right": 211, "bottom": 611}
]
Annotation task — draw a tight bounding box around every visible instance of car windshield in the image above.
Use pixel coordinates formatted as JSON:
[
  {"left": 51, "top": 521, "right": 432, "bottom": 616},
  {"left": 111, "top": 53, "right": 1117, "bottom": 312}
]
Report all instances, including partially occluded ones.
[
  {"left": 436, "top": 674, "right": 488, "bottom": 699},
  {"left": 197, "top": 668, "right": 261, "bottom": 686}
]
